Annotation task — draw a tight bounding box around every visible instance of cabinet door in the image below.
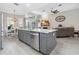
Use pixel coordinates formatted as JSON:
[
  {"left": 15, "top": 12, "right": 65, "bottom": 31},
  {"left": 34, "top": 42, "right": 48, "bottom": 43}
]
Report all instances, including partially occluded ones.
[
  {"left": 46, "top": 32, "right": 57, "bottom": 54},
  {"left": 29, "top": 33, "right": 35, "bottom": 47},
  {"left": 18, "top": 30, "right": 24, "bottom": 41},
  {"left": 40, "top": 33, "right": 47, "bottom": 54},
  {"left": 22, "top": 31, "right": 29, "bottom": 45},
  {"left": 23, "top": 32, "right": 34, "bottom": 47},
  {"left": 40, "top": 32, "right": 57, "bottom": 54},
  {"left": 18, "top": 30, "right": 33, "bottom": 46}
]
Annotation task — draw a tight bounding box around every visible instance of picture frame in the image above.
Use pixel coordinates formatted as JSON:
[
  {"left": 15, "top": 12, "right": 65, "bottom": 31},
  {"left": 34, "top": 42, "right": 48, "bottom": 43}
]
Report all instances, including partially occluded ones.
[{"left": 55, "top": 15, "right": 65, "bottom": 22}]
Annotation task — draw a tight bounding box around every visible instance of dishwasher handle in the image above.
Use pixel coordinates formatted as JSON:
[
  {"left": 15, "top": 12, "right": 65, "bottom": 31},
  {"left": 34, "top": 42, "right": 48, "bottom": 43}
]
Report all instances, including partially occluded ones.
[{"left": 30, "top": 33, "right": 39, "bottom": 39}]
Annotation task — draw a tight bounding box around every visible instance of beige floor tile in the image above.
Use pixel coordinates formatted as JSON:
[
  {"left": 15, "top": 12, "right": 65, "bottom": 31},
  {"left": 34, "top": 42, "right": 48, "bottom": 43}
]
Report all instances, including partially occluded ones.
[{"left": 0, "top": 36, "right": 79, "bottom": 55}]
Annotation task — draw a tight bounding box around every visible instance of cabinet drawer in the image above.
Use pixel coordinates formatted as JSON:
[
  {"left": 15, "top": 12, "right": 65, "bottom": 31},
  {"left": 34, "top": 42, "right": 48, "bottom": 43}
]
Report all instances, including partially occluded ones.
[{"left": 24, "top": 32, "right": 31, "bottom": 39}]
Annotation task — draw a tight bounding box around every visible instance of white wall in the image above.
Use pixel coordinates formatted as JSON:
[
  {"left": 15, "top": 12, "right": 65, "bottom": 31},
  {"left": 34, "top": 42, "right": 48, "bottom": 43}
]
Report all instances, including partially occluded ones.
[{"left": 49, "top": 8, "right": 79, "bottom": 30}]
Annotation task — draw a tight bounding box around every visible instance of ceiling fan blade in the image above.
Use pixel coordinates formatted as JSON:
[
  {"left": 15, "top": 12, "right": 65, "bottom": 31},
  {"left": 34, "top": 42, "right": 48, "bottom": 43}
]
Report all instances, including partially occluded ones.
[
  {"left": 14, "top": 3, "right": 19, "bottom": 6},
  {"left": 51, "top": 10, "right": 59, "bottom": 14}
]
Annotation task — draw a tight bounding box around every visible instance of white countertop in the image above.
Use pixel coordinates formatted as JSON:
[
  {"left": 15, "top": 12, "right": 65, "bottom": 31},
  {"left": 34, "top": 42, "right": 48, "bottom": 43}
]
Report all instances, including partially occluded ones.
[{"left": 18, "top": 28, "right": 57, "bottom": 33}]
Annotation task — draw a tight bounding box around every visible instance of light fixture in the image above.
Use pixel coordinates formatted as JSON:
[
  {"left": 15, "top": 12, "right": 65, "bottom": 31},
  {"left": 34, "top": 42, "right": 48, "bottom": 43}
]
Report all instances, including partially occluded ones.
[
  {"left": 26, "top": 3, "right": 30, "bottom": 7},
  {"left": 58, "top": 4, "right": 62, "bottom": 7},
  {"left": 51, "top": 10, "right": 59, "bottom": 14},
  {"left": 42, "top": 12, "right": 48, "bottom": 19},
  {"left": 14, "top": 3, "right": 19, "bottom": 6}
]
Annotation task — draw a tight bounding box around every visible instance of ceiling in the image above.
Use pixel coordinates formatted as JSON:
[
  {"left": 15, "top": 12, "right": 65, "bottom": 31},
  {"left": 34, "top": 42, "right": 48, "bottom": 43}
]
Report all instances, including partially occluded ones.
[{"left": 0, "top": 3, "right": 79, "bottom": 15}]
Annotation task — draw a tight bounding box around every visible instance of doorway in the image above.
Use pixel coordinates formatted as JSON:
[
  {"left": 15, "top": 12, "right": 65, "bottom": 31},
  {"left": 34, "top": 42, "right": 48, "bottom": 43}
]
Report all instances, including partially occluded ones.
[{"left": 7, "top": 17, "right": 15, "bottom": 37}]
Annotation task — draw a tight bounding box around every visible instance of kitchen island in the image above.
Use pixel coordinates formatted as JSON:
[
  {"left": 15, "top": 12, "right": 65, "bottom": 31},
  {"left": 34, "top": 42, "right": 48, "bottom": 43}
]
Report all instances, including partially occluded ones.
[{"left": 18, "top": 28, "right": 57, "bottom": 55}]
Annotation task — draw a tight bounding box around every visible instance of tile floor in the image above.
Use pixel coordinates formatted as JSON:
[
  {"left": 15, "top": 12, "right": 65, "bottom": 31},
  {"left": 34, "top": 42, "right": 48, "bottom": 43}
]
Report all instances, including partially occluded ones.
[
  {"left": 0, "top": 35, "right": 79, "bottom": 55},
  {"left": 51, "top": 37, "right": 79, "bottom": 55}
]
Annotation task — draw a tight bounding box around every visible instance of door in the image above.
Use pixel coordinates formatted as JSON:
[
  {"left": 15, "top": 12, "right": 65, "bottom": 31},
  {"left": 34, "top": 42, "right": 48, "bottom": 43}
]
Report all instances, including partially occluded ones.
[{"left": 0, "top": 13, "right": 2, "bottom": 50}]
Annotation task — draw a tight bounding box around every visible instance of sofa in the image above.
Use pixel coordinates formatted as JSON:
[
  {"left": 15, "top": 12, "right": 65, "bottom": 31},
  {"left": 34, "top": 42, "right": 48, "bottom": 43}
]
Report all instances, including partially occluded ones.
[{"left": 55, "top": 27, "right": 74, "bottom": 37}]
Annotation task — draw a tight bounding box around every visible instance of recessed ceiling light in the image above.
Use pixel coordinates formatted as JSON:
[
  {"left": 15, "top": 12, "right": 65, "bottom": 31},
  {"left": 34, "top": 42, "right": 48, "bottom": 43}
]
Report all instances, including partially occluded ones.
[
  {"left": 42, "top": 10, "right": 45, "bottom": 12},
  {"left": 26, "top": 3, "right": 30, "bottom": 7}
]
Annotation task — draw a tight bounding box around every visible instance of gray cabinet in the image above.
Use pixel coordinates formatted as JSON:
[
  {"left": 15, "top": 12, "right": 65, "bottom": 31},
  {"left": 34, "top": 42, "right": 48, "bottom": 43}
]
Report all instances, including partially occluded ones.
[
  {"left": 18, "top": 30, "right": 33, "bottom": 46},
  {"left": 18, "top": 30, "right": 57, "bottom": 55},
  {"left": 40, "top": 32, "right": 56, "bottom": 54},
  {"left": 18, "top": 30, "right": 24, "bottom": 41},
  {"left": 23, "top": 31, "right": 31, "bottom": 45}
]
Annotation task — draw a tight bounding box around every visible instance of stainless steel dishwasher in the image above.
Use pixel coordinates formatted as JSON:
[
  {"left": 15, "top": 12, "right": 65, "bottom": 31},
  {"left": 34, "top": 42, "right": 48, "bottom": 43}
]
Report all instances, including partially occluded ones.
[{"left": 30, "top": 33, "right": 39, "bottom": 51}]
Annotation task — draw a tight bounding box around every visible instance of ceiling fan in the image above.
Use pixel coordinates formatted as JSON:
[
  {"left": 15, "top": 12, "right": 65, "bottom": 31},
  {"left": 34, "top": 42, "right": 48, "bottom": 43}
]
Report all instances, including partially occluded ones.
[
  {"left": 50, "top": 4, "right": 62, "bottom": 14},
  {"left": 14, "top": 3, "right": 19, "bottom": 6},
  {"left": 51, "top": 9, "right": 59, "bottom": 14}
]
